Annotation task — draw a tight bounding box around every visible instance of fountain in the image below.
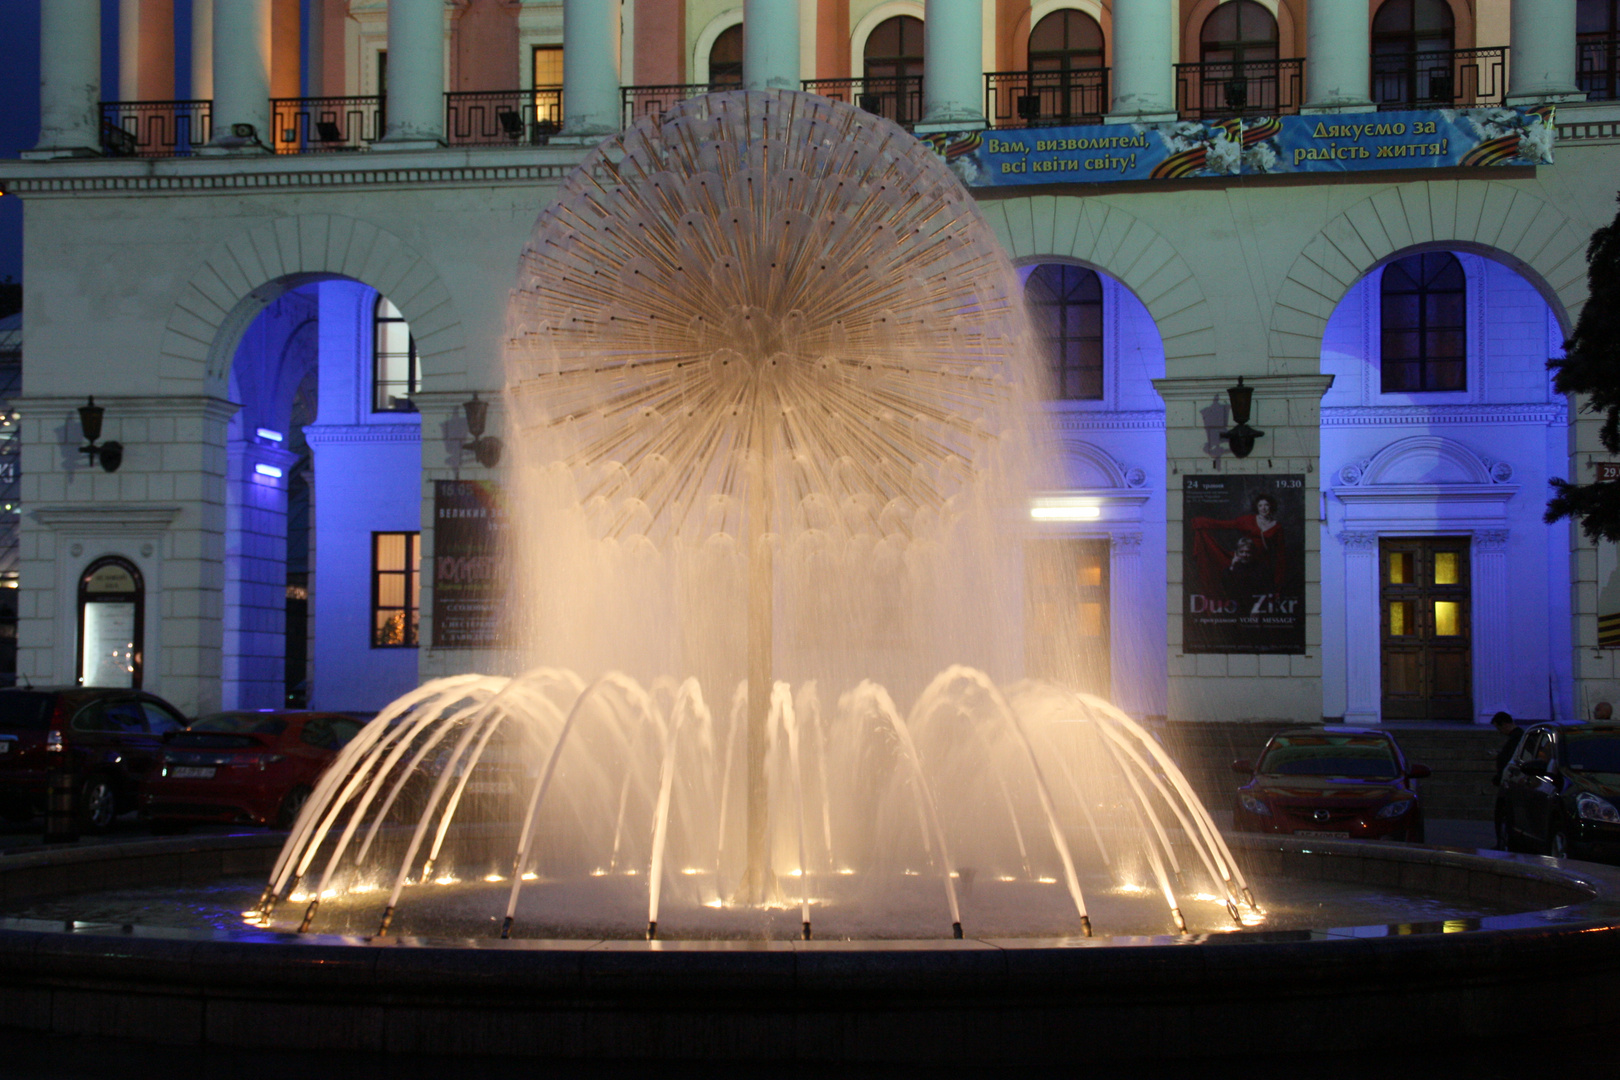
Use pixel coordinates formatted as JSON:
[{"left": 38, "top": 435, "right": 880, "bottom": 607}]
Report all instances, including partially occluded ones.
[
  {"left": 0, "top": 90, "right": 1617, "bottom": 1065},
  {"left": 255, "top": 90, "right": 1252, "bottom": 943}
]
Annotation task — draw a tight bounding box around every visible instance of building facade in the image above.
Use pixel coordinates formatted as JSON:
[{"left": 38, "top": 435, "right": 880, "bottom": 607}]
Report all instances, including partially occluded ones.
[{"left": 4, "top": 0, "right": 1618, "bottom": 727}]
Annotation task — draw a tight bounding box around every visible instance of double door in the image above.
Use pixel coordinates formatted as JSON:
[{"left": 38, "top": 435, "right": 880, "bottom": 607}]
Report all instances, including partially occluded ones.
[
  {"left": 1380, "top": 537, "right": 1472, "bottom": 720},
  {"left": 1025, "top": 539, "right": 1110, "bottom": 698}
]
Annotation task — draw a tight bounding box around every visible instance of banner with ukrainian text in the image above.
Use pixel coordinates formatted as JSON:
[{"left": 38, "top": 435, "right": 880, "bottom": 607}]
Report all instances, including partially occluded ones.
[
  {"left": 926, "top": 106, "right": 1554, "bottom": 187},
  {"left": 431, "top": 479, "right": 508, "bottom": 649}
]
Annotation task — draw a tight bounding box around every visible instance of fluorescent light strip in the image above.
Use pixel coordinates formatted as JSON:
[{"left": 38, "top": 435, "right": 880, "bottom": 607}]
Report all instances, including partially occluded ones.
[
  {"left": 254, "top": 463, "right": 284, "bottom": 479},
  {"left": 1030, "top": 503, "right": 1100, "bottom": 521},
  {"left": 256, "top": 428, "right": 284, "bottom": 443}
]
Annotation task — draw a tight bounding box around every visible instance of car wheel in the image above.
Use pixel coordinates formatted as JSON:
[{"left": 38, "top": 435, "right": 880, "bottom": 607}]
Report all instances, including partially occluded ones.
[
  {"left": 275, "top": 785, "right": 312, "bottom": 830},
  {"left": 78, "top": 776, "right": 118, "bottom": 833},
  {"left": 1549, "top": 821, "right": 1571, "bottom": 860}
]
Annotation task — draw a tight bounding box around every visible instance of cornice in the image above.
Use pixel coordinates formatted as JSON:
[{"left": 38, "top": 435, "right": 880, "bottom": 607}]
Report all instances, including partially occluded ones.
[
  {"left": 1152, "top": 374, "right": 1335, "bottom": 402},
  {"left": 1334, "top": 483, "right": 1519, "bottom": 505},
  {"left": 14, "top": 395, "right": 239, "bottom": 421},
  {"left": 32, "top": 505, "right": 182, "bottom": 530},
  {"left": 303, "top": 423, "right": 423, "bottom": 445},
  {"left": 1321, "top": 403, "right": 1567, "bottom": 426},
  {"left": 0, "top": 156, "right": 581, "bottom": 197},
  {"left": 1048, "top": 410, "right": 1165, "bottom": 432}
]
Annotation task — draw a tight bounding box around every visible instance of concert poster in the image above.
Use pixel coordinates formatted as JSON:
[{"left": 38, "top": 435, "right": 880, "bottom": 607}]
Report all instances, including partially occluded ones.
[{"left": 1182, "top": 474, "right": 1306, "bottom": 654}]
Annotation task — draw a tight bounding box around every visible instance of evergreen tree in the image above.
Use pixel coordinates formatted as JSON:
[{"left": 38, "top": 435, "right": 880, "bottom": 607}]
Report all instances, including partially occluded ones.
[{"left": 1548, "top": 194, "right": 1620, "bottom": 541}]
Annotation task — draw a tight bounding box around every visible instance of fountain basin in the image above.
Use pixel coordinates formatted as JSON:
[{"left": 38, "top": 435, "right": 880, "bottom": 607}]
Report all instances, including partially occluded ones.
[{"left": 0, "top": 832, "right": 1615, "bottom": 1063}]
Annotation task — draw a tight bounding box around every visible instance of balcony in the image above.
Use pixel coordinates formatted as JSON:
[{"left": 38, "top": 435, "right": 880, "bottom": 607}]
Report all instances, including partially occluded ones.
[
  {"left": 1372, "top": 47, "right": 1507, "bottom": 110},
  {"left": 445, "top": 88, "right": 562, "bottom": 147},
  {"left": 99, "top": 100, "right": 211, "bottom": 157},
  {"left": 1579, "top": 36, "right": 1620, "bottom": 101},
  {"left": 985, "top": 69, "right": 1109, "bottom": 128},
  {"left": 801, "top": 76, "right": 925, "bottom": 129},
  {"left": 1175, "top": 59, "right": 1304, "bottom": 120},
  {"left": 270, "top": 95, "right": 383, "bottom": 153},
  {"left": 621, "top": 83, "right": 731, "bottom": 129}
]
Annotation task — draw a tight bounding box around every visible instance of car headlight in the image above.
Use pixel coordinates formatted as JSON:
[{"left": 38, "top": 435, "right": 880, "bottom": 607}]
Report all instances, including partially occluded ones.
[
  {"left": 1377, "top": 797, "right": 1415, "bottom": 819},
  {"left": 1239, "top": 793, "right": 1271, "bottom": 817},
  {"left": 1576, "top": 792, "right": 1620, "bottom": 824}
]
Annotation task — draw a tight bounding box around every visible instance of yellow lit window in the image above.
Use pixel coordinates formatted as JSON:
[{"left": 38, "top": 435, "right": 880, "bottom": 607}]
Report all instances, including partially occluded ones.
[
  {"left": 1433, "top": 600, "right": 1459, "bottom": 636},
  {"left": 1387, "top": 552, "right": 1410, "bottom": 584},
  {"left": 1433, "top": 551, "right": 1459, "bottom": 585},
  {"left": 1389, "top": 601, "right": 1409, "bottom": 636}
]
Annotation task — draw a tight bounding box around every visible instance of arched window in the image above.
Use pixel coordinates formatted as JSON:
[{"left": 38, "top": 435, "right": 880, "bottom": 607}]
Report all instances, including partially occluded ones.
[
  {"left": 1199, "top": 1, "right": 1279, "bottom": 67},
  {"left": 78, "top": 557, "right": 144, "bottom": 688},
  {"left": 1579, "top": 0, "right": 1620, "bottom": 99},
  {"left": 709, "top": 24, "right": 743, "bottom": 88},
  {"left": 1381, "top": 252, "right": 1466, "bottom": 393},
  {"left": 1026, "top": 265, "right": 1104, "bottom": 400},
  {"left": 862, "top": 15, "right": 924, "bottom": 125},
  {"left": 1022, "top": 10, "right": 1106, "bottom": 124},
  {"left": 1029, "top": 10, "right": 1104, "bottom": 71},
  {"left": 1372, "top": 0, "right": 1457, "bottom": 105},
  {"left": 373, "top": 295, "right": 418, "bottom": 412},
  {"left": 1192, "top": 1, "right": 1280, "bottom": 116}
]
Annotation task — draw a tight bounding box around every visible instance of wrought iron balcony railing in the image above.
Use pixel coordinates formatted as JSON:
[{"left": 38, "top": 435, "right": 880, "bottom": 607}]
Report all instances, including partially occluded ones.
[
  {"left": 985, "top": 68, "right": 1109, "bottom": 128},
  {"left": 621, "top": 83, "right": 741, "bottom": 128},
  {"left": 99, "top": 99, "right": 212, "bottom": 157},
  {"left": 1174, "top": 58, "right": 1304, "bottom": 119},
  {"left": 445, "top": 88, "right": 563, "bottom": 146},
  {"left": 801, "top": 75, "right": 925, "bottom": 129},
  {"left": 271, "top": 95, "right": 383, "bottom": 153},
  {"left": 1372, "top": 47, "right": 1507, "bottom": 109},
  {"left": 1579, "top": 36, "right": 1620, "bottom": 101}
]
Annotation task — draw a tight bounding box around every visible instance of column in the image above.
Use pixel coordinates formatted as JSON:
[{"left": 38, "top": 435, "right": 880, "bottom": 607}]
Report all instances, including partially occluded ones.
[
  {"left": 192, "top": 0, "right": 213, "bottom": 100},
  {"left": 918, "top": 0, "right": 985, "bottom": 130},
  {"left": 119, "top": 0, "right": 175, "bottom": 101},
  {"left": 1340, "top": 531, "right": 1381, "bottom": 723},
  {"left": 1110, "top": 531, "right": 1147, "bottom": 717},
  {"left": 207, "top": 0, "right": 271, "bottom": 150},
  {"left": 744, "top": 0, "right": 801, "bottom": 92},
  {"left": 1473, "top": 530, "right": 1511, "bottom": 724},
  {"left": 1106, "top": 0, "right": 1176, "bottom": 123},
  {"left": 376, "top": 0, "right": 446, "bottom": 148},
  {"left": 26, "top": 0, "right": 101, "bottom": 158},
  {"left": 559, "top": 0, "right": 622, "bottom": 140},
  {"left": 1506, "top": 0, "right": 1584, "bottom": 105},
  {"left": 1302, "top": 0, "right": 1372, "bottom": 114}
]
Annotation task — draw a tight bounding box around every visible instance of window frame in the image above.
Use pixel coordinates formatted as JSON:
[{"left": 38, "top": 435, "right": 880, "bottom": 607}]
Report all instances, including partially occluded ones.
[
  {"left": 1028, "top": 9, "right": 1105, "bottom": 72},
  {"left": 708, "top": 24, "right": 743, "bottom": 87},
  {"left": 372, "top": 294, "right": 419, "bottom": 413},
  {"left": 1198, "top": 0, "right": 1280, "bottom": 66},
  {"left": 1378, "top": 251, "right": 1468, "bottom": 394},
  {"left": 1026, "top": 263, "right": 1106, "bottom": 401},
  {"left": 76, "top": 555, "right": 145, "bottom": 689},
  {"left": 371, "top": 531, "right": 421, "bottom": 649}
]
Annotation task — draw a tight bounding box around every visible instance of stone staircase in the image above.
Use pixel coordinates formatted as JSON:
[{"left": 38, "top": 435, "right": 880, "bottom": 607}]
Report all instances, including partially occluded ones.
[{"left": 1155, "top": 720, "right": 1504, "bottom": 822}]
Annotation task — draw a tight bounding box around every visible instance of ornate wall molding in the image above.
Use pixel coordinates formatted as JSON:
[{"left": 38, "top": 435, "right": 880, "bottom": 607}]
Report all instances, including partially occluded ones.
[
  {"left": 1322, "top": 403, "right": 1566, "bottom": 427},
  {"left": 0, "top": 163, "right": 575, "bottom": 197},
  {"left": 1048, "top": 410, "right": 1166, "bottom": 432},
  {"left": 303, "top": 423, "right": 423, "bottom": 445}
]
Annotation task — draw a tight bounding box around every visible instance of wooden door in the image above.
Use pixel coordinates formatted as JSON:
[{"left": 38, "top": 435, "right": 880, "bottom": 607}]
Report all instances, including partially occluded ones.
[
  {"left": 1380, "top": 537, "right": 1472, "bottom": 720},
  {"left": 1025, "top": 539, "right": 1110, "bottom": 697}
]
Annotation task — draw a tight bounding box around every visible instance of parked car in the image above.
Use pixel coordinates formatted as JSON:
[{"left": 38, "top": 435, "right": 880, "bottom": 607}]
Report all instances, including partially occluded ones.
[
  {"left": 1495, "top": 721, "right": 1620, "bottom": 862},
  {"left": 0, "top": 686, "right": 189, "bottom": 831},
  {"left": 140, "top": 710, "right": 367, "bottom": 829},
  {"left": 1231, "top": 727, "right": 1431, "bottom": 842}
]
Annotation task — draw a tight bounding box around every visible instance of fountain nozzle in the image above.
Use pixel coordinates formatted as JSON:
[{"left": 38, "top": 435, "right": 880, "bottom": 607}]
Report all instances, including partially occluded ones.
[
  {"left": 1079, "top": 916, "right": 1093, "bottom": 938},
  {"left": 1226, "top": 899, "right": 1242, "bottom": 924},
  {"left": 952, "top": 922, "right": 963, "bottom": 940},
  {"left": 377, "top": 905, "right": 395, "bottom": 937},
  {"left": 500, "top": 916, "right": 514, "bottom": 940},
  {"left": 1171, "top": 908, "right": 1187, "bottom": 934},
  {"left": 1243, "top": 887, "right": 1257, "bottom": 909},
  {"left": 646, "top": 921, "right": 658, "bottom": 941},
  {"left": 802, "top": 921, "right": 812, "bottom": 941},
  {"left": 297, "top": 900, "right": 319, "bottom": 933}
]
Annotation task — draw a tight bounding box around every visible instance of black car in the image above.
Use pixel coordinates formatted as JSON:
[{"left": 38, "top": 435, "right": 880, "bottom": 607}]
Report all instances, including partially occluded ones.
[
  {"left": 0, "top": 687, "right": 188, "bottom": 831},
  {"left": 1496, "top": 721, "right": 1620, "bottom": 862}
]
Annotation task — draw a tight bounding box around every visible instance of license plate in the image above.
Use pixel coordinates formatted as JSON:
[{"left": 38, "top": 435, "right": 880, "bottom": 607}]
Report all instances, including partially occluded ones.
[
  {"left": 1294, "top": 830, "right": 1349, "bottom": 839},
  {"left": 170, "top": 766, "right": 215, "bottom": 779}
]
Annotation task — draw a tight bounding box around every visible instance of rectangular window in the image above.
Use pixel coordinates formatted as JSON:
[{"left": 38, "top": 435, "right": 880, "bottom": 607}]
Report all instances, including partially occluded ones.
[
  {"left": 533, "top": 46, "right": 564, "bottom": 88},
  {"left": 531, "top": 46, "right": 564, "bottom": 132},
  {"left": 372, "top": 532, "right": 420, "bottom": 648}
]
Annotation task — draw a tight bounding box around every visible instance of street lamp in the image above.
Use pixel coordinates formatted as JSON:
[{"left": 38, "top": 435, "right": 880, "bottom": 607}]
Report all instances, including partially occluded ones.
[
  {"left": 1219, "top": 377, "right": 1264, "bottom": 459},
  {"left": 78, "top": 397, "right": 123, "bottom": 473},
  {"left": 462, "top": 394, "right": 503, "bottom": 468}
]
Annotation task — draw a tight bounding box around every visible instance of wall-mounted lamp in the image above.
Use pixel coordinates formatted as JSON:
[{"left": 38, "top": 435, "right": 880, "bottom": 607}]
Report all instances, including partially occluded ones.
[
  {"left": 1219, "top": 377, "right": 1265, "bottom": 459},
  {"left": 78, "top": 397, "right": 123, "bottom": 473},
  {"left": 463, "top": 394, "right": 503, "bottom": 468}
]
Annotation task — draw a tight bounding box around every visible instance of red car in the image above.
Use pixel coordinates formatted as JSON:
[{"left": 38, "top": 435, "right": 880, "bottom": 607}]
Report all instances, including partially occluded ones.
[
  {"left": 140, "top": 711, "right": 367, "bottom": 829},
  {"left": 1231, "top": 727, "right": 1431, "bottom": 842}
]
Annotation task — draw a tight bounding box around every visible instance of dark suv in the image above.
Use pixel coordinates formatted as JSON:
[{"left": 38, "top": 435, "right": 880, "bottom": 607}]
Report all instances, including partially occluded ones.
[{"left": 0, "top": 687, "right": 188, "bottom": 831}]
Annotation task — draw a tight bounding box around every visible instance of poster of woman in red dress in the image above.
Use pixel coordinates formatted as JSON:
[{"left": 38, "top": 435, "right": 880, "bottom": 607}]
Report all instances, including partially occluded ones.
[{"left": 1183, "top": 475, "right": 1306, "bottom": 653}]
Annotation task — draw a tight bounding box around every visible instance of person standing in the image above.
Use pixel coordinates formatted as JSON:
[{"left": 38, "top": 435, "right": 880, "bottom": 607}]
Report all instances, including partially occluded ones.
[{"left": 1492, "top": 711, "right": 1523, "bottom": 785}]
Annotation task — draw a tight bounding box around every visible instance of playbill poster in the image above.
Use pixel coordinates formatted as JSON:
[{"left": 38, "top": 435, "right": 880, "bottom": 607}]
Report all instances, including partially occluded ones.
[
  {"left": 431, "top": 480, "right": 507, "bottom": 648},
  {"left": 1182, "top": 474, "right": 1307, "bottom": 654}
]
